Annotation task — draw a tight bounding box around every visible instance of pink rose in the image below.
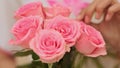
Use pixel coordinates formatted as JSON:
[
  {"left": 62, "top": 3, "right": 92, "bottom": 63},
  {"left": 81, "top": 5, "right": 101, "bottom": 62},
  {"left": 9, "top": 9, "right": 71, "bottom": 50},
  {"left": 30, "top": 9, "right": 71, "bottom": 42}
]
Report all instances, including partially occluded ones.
[
  {"left": 15, "top": 2, "right": 45, "bottom": 19},
  {"left": 44, "top": 4, "right": 71, "bottom": 19},
  {"left": 10, "top": 16, "right": 43, "bottom": 48},
  {"left": 30, "top": 29, "right": 66, "bottom": 63},
  {"left": 75, "top": 23, "right": 107, "bottom": 57},
  {"left": 44, "top": 15, "right": 81, "bottom": 47}
]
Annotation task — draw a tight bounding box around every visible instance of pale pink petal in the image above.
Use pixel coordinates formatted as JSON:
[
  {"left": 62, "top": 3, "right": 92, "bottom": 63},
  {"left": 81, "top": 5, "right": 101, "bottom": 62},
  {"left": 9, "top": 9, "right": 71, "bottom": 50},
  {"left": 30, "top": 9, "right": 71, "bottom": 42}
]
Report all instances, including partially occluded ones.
[
  {"left": 86, "top": 47, "right": 107, "bottom": 57},
  {"left": 76, "top": 34, "right": 97, "bottom": 55},
  {"left": 15, "top": 2, "right": 45, "bottom": 19},
  {"left": 44, "top": 15, "right": 81, "bottom": 47},
  {"left": 30, "top": 30, "right": 66, "bottom": 63},
  {"left": 75, "top": 22, "right": 107, "bottom": 57},
  {"left": 10, "top": 16, "right": 43, "bottom": 48}
]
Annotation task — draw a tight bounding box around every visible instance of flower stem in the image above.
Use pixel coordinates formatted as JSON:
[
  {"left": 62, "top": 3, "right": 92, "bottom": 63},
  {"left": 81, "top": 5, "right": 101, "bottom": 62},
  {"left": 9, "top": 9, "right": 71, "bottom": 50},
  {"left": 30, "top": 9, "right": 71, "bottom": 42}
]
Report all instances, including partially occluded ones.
[
  {"left": 48, "top": 64, "right": 53, "bottom": 68},
  {"left": 75, "top": 54, "right": 86, "bottom": 68},
  {"left": 92, "top": 58, "right": 104, "bottom": 68}
]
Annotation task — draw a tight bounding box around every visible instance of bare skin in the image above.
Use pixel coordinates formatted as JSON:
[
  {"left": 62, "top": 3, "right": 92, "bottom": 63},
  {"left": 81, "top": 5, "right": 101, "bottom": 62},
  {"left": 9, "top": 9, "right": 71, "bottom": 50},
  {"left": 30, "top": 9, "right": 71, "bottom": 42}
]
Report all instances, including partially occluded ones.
[
  {"left": 0, "top": 50, "right": 16, "bottom": 68},
  {"left": 77, "top": 0, "right": 120, "bottom": 52}
]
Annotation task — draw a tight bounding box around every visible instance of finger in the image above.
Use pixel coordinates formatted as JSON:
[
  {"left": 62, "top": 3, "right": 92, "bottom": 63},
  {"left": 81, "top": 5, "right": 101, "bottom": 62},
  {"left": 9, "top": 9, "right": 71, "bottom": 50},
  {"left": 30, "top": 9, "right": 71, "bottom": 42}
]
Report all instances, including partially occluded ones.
[
  {"left": 85, "top": 3, "right": 96, "bottom": 23},
  {"left": 78, "top": 0, "right": 98, "bottom": 23},
  {"left": 84, "top": 0, "right": 98, "bottom": 23},
  {"left": 106, "top": 4, "right": 120, "bottom": 21},
  {"left": 76, "top": 9, "right": 86, "bottom": 21},
  {"left": 95, "top": 0, "right": 112, "bottom": 19}
]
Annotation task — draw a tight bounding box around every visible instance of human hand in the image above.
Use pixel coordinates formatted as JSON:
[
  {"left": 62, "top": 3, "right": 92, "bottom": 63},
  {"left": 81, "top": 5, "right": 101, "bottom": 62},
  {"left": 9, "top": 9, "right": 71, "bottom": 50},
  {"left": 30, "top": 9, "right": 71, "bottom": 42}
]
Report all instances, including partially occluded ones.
[
  {"left": 77, "top": 0, "right": 120, "bottom": 23},
  {"left": 77, "top": 0, "right": 120, "bottom": 52}
]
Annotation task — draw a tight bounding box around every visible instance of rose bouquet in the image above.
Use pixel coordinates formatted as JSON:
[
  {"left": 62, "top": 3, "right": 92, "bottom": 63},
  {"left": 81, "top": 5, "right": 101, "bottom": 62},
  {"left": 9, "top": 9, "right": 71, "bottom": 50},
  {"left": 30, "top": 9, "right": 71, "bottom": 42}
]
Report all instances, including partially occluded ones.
[{"left": 10, "top": 1, "right": 107, "bottom": 68}]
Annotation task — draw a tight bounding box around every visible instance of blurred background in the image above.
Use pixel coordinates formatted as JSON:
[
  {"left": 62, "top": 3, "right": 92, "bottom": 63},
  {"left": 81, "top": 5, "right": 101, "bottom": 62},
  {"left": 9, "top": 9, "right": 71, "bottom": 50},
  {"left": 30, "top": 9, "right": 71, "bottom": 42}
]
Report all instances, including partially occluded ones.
[{"left": 0, "top": 0, "right": 120, "bottom": 68}]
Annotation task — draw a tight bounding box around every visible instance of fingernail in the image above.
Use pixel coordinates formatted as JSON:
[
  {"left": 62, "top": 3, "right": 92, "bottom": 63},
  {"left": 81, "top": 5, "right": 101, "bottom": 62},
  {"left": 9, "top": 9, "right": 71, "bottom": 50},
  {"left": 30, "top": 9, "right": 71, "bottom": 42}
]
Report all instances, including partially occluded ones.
[{"left": 85, "top": 16, "right": 90, "bottom": 23}]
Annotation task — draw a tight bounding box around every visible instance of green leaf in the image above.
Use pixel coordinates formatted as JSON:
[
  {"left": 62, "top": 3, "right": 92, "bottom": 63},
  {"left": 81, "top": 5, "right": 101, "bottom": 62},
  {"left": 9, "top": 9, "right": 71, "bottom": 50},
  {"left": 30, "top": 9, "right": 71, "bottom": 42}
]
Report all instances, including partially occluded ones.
[
  {"left": 52, "top": 47, "right": 76, "bottom": 68},
  {"left": 14, "top": 49, "right": 40, "bottom": 60},
  {"left": 14, "top": 50, "right": 33, "bottom": 56},
  {"left": 32, "top": 61, "right": 48, "bottom": 68},
  {"left": 31, "top": 51, "right": 39, "bottom": 60},
  {"left": 17, "top": 64, "right": 32, "bottom": 68}
]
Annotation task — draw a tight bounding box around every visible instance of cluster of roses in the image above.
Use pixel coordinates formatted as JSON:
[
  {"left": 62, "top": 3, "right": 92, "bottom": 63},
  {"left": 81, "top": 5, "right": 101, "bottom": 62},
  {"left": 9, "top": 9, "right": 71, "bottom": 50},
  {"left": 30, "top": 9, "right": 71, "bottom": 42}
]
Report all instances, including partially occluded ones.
[{"left": 10, "top": 2, "right": 107, "bottom": 64}]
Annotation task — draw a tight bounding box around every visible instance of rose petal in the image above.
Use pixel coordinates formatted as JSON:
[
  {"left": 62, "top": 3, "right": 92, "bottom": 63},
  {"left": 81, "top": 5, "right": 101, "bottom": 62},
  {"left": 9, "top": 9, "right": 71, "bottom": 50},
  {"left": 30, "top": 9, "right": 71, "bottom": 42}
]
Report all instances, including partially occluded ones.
[
  {"left": 15, "top": 2, "right": 45, "bottom": 19},
  {"left": 10, "top": 16, "right": 43, "bottom": 48},
  {"left": 30, "top": 29, "right": 66, "bottom": 63},
  {"left": 75, "top": 22, "right": 107, "bottom": 57},
  {"left": 44, "top": 15, "right": 81, "bottom": 47}
]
